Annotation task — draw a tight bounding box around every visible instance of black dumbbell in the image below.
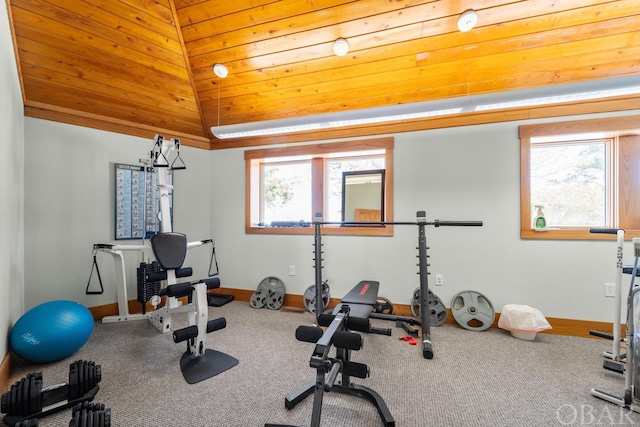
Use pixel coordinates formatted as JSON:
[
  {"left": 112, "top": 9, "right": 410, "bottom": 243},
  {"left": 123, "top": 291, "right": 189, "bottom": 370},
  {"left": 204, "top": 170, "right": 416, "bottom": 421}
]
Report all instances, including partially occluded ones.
[
  {"left": 69, "top": 402, "right": 111, "bottom": 427},
  {"left": 1, "top": 373, "right": 43, "bottom": 417},
  {"left": 2, "top": 360, "right": 101, "bottom": 426},
  {"left": 14, "top": 419, "right": 38, "bottom": 427}
]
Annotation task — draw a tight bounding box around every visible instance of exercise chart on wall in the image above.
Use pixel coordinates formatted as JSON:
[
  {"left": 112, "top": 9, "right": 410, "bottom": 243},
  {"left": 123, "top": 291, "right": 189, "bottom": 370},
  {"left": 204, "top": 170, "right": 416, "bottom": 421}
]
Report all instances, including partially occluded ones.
[{"left": 114, "top": 163, "right": 172, "bottom": 240}]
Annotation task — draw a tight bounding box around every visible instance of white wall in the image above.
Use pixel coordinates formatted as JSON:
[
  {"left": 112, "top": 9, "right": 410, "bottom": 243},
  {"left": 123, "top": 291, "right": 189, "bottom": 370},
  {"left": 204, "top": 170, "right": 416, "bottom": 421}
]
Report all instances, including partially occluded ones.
[
  {"left": 24, "top": 120, "right": 212, "bottom": 311},
  {"left": 20, "top": 107, "right": 640, "bottom": 324},
  {"left": 1, "top": 1, "right": 25, "bottom": 357},
  {"left": 209, "top": 113, "right": 639, "bottom": 323}
]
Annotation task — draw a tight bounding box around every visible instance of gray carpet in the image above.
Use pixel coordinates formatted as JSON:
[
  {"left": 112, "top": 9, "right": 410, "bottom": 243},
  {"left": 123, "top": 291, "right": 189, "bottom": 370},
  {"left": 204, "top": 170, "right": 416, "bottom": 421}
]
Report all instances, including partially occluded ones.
[{"left": 4, "top": 301, "right": 637, "bottom": 426}]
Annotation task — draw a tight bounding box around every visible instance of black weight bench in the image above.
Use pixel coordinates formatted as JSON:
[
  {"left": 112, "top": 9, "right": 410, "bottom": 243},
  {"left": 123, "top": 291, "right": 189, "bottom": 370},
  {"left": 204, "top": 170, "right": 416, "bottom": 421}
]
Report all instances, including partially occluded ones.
[
  {"left": 265, "top": 281, "right": 395, "bottom": 427},
  {"left": 337, "top": 280, "right": 392, "bottom": 336}
]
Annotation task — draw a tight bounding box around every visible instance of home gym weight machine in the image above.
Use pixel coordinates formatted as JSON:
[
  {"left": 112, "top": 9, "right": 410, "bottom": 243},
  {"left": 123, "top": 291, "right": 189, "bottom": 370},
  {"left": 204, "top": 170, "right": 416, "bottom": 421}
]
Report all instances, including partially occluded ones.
[
  {"left": 91, "top": 135, "right": 237, "bottom": 383},
  {"left": 265, "top": 211, "right": 481, "bottom": 427}
]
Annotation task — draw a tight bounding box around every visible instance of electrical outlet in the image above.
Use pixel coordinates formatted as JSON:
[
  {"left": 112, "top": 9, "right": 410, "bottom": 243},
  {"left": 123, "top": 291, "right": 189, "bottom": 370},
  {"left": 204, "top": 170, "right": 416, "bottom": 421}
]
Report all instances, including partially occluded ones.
[
  {"left": 435, "top": 274, "right": 443, "bottom": 286},
  {"left": 604, "top": 282, "right": 615, "bottom": 297},
  {"left": 288, "top": 265, "right": 296, "bottom": 276}
]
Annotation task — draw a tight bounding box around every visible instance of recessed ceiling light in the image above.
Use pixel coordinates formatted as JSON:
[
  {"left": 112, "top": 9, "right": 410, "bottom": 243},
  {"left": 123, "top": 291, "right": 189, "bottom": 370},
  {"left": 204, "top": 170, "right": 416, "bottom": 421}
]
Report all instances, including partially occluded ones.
[
  {"left": 333, "top": 38, "right": 349, "bottom": 56},
  {"left": 457, "top": 10, "right": 478, "bottom": 32},
  {"left": 213, "top": 63, "right": 228, "bottom": 78}
]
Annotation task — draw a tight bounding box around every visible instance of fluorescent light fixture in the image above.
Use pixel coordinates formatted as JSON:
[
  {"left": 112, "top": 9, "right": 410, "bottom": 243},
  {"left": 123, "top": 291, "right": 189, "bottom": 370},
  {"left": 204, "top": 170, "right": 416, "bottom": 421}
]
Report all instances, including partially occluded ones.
[
  {"left": 475, "top": 86, "right": 640, "bottom": 111},
  {"left": 218, "top": 123, "right": 323, "bottom": 139},
  {"left": 211, "top": 75, "right": 640, "bottom": 139},
  {"left": 328, "top": 108, "right": 462, "bottom": 127}
]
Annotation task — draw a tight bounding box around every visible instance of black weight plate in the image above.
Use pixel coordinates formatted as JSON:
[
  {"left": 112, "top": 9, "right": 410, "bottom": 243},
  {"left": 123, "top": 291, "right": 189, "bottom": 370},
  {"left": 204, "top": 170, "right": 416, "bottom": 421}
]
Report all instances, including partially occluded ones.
[
  {"left": 29, "top": 374, "right": 41, "bottom": 415},
  {"left": 70, "top": 411, "right": 80, "bottom": 427},
  {"left": 95, "top": 365, "right": 101, "bottom": 384},
  {"left": 77, "top": 361, "right": 84, "bottom": 396},
  {"left": 82, "top": 408, "right": 89, "bottom": 427},
  {"left": 21, "top": 376, "right": 29, "bottom": 416},
  {"left": 10, "top": 383, "right": 18, "bottom": 415},
  {"left": 88, "top": 363, "right": 94, "bottom": 390},
  {"left": 14, "top": 378, "right": 23, "bottom": 416},
  {"left": 84, "top": 361, "right": 90, "bottom": 394},
  {"left": 69, "top": 362, "right": 79, "bottom": 401},
  {"left": 1, "top": 389, "right": 8, "bottom": 413}
]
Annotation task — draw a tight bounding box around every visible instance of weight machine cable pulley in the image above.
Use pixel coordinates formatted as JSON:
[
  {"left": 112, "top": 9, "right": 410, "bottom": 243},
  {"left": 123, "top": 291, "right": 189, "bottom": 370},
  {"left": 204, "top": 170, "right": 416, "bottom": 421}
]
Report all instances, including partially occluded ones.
[{"left": 311, "top": 211, "right": 482, "bottom": 359}]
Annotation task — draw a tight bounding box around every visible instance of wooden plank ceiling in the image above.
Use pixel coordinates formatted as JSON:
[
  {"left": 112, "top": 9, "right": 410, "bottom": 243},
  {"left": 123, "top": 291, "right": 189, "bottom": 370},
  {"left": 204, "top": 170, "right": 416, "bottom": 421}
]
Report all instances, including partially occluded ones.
[{"left": 7, "top": 0, "right": 640, "bottom": 150}]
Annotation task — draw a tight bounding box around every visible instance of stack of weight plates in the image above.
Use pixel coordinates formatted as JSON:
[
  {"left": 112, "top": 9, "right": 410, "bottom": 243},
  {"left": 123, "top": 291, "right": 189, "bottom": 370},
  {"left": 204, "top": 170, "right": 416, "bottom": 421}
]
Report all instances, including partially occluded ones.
[
  {"left": 410, "top": 287, "right": 448, "bottom": 326},
  {"left": 249, "top": 277, "right": 286, "bottom": 310},
  {"left": 302, "top": 281, "right": 331, "bottom": 313}
]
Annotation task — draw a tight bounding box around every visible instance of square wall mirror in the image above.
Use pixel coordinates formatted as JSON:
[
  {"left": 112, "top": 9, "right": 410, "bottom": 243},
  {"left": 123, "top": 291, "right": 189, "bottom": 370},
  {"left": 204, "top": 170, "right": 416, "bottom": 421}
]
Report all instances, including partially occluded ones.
[{"left": 341, "top": 169, "right": 385, "bottom": 223}]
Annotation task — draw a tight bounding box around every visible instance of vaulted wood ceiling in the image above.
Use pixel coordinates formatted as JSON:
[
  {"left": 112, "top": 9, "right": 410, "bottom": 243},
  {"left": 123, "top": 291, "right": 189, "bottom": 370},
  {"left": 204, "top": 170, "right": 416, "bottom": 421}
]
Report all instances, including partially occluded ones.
[{"left": 7, "top": 0, "right": 640, "bottom": 150}]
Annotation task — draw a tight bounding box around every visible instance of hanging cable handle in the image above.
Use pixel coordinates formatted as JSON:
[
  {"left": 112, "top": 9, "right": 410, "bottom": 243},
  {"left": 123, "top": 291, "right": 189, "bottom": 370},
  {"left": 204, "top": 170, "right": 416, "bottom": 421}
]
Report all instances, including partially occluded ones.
[
  {"left": 202, "top": 238, "right": 219, "bottom": 277},
  {"left": 170, "top": 140, "right": 186, "bottom": 170},
  {"left": 86, "top": 245, "right": 104, "bottom": 295}
]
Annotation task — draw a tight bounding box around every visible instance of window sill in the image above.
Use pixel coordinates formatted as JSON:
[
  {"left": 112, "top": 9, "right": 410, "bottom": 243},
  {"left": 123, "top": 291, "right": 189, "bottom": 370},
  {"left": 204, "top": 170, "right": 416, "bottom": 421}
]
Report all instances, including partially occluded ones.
[
  {"left": 247, "top": 225, "right": 394, "bottom": 236},
  {"left": 521, "top": 228, "right": 640, "bottom": 240}
]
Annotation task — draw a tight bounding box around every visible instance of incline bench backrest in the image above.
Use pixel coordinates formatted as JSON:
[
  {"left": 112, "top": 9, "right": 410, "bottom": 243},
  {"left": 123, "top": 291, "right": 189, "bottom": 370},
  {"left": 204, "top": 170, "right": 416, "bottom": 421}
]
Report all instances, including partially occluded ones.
[{"left": 341, "top": 280, "right": 380, "bottom": 306}]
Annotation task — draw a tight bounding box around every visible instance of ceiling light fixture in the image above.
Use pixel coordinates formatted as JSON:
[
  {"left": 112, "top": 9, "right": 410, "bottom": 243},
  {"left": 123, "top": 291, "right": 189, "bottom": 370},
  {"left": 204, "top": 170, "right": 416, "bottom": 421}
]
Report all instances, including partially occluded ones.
[
  {"left": 457, "top": 10, "right": 478, "bottom": 32},
  {"left": 210, "top": 75, "right": 640, "bottom": 139},
  {"left": 333, "top": 38, "right": 349, "bottom": 56},
  {"left": 213, "top": 63, "right": 228, "bottom": 78}
]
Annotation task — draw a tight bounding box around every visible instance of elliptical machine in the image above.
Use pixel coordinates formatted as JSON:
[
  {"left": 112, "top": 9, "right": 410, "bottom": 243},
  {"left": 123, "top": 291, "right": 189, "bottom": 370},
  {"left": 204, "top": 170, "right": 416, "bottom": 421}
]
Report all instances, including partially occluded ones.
[
  {"left": 592, "top": 238, "right": 640, "bottom": 411},
  {"left": 589, "top": 228, "right": 626, "bottom": 372}
]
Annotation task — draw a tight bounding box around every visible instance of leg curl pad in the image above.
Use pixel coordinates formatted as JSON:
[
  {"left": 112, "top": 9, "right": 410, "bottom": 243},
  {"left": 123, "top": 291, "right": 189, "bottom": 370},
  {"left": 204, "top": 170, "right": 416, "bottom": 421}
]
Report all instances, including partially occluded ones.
[{"left": 295, "top": 326, "right": 323, "bottom": 343}]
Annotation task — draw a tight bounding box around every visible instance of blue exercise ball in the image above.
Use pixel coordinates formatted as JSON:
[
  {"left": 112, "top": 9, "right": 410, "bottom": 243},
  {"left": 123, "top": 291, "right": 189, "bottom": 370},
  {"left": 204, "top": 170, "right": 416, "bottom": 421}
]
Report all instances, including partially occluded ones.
[{"left": 10, "top": 300, "right": 94, "bottom": 364}]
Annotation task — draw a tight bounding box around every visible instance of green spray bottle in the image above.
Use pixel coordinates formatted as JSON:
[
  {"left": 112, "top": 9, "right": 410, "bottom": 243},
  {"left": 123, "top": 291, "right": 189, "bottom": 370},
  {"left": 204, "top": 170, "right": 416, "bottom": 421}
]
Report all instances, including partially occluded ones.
[{"left": 533, "top": 205, "right": 547, "bottom": 230}]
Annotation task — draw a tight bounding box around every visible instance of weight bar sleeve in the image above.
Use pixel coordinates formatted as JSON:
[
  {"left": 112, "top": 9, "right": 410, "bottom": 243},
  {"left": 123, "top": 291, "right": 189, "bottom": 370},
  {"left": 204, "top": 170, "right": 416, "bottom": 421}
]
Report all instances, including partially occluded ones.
[
  {"left": 436, "top": 221, "right": 483, "bottom": 227},
  {"left": 295, "top": 325, "right": 323, "bottom": 343},
  {"left": 589, "top": 228, "right": 620, "bottom": 234}
]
